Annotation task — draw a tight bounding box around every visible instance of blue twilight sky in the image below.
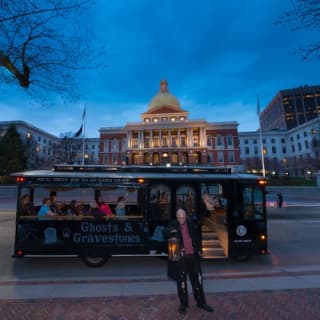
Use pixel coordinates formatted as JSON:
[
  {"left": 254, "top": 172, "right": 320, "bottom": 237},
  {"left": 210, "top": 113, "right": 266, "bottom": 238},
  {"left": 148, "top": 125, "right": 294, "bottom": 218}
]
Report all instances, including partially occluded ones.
[{"left": 1, "top": 0, "right": 319, "bottom": 138}]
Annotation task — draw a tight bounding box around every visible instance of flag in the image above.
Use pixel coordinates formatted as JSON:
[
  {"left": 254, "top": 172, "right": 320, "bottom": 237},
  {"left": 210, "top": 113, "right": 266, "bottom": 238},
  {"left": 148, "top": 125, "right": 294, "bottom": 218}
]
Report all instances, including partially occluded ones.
[
  {"left": 74, "top": 106, "right": 86, "bottom": 138},
  {"left": 74, "top": 125, "right": 83, "bottom": 137}
]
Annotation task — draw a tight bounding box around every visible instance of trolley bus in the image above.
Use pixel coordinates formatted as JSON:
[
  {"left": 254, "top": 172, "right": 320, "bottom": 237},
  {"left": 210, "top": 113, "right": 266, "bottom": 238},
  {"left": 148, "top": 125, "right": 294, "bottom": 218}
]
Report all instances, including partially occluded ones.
[{"left": 12, "top": 164, "right": 269, "bottom": 266}]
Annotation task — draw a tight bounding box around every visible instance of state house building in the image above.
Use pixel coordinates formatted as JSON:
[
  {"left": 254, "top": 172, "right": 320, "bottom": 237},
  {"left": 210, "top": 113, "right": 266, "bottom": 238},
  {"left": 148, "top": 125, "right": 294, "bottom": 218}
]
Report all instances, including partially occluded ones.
[{"left": 99, "top": 80, "right": 242, "bottom": 170}]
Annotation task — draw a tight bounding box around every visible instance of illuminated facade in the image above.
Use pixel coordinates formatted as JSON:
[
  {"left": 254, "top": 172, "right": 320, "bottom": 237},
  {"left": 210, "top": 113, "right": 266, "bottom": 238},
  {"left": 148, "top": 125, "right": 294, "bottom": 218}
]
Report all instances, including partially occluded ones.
[
  {"left": 260, "top": 85, "right": 320, "bottom": 131},
  {"left": 99, "top": 80, "right": 242, "bottom": 170}
]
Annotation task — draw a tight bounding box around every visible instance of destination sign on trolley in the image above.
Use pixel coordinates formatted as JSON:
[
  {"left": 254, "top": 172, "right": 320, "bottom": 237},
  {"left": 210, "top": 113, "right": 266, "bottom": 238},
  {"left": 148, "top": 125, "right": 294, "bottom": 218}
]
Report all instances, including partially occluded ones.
[{"left": 32, "top": 177, "right": 132, "bottom": 183}]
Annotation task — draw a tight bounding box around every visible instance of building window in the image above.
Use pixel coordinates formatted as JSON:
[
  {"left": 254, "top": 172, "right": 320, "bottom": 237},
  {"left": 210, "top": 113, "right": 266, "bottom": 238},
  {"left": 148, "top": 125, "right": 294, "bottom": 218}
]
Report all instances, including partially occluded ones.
[
  {"left": 254, "top": 146, "right": 258, "bottom": 155},
  {"left": 245, "top": 146, "right": 250, "bottom": 155},
  {"left": 305, "top": 140, "right": 309, "bottom": 149},
  {"left": 112, "top": 140, "right": 119, "bottom": 152},
  {"left": 272, "top": 146, "right": 276, "bottom": 154},
  {"left": 228, "top": 151, "right": 235, "bottom": 162},
  {"left": 298, "top": 142, "right": 302, "bottom": 151},
  {"left": 122, "top": 138, "right": 127, "bottom": 152},
  {"left": 171, "top": 152, "right": 178, "bottom": 164},
  {"left": 253, "top": 139, "right": 257, "bottom": 144},
  {"left": 180, "top": 136, "right": 187, "bottom": 147},
  {"left": 104, "top": 139, "right": 109, "bottom": 152},
  {"left": 227, "top": 135, "right": 233, "bottom": 147},
  {"left": 207, "top": 135, "right": 212, "bottom": 147},
  {"left": 282, "top": 146, "right": 286, "bottom": 154},
  {"left": 216, "top": 135, "right": 223, "bottom": 147},
  {"left": 144, "top": 137, "right": 150, "bottom": 148},
  {"left": 193, "top": 136, "right": 199, "bottom": 147},
  {"left": 153, "top": 137, "right": 160, "bottom": 148},
  {"left": 291, "top": 145, "right": 295, "bottom": 153},
  {"left": 271, "top": 138, "right": 275, "bottom": 144},
  {"left": 132, "top": 138, "right": 138, "bottom": 148},
  {"left": 304, "top": 131, "right": 307, "bottom": 137},
  {"left": 162, "top": 136, "right": 168, "bottom": 147},
  {"left": 217, "top": 151, "right": 224, "bottom": 163},
  {"left": 281, "top": 138, "right": 285, "bottom": 143},
  {"left": 112, "top": 154, "right": 117, "bottom": 164},
  {"left": 244, "top": 139, "right": 248, "bottom": 145}
]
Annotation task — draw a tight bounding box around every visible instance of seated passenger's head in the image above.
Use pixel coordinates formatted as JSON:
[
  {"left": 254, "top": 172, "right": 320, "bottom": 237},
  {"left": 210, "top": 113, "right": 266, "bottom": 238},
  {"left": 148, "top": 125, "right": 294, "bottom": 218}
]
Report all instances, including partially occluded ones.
[
  {"left": 117, "top": 196, "right": 125, "bottom": 202},
  {"left": 43, "top": 198, "right": 51, "bottom": 206},
  {"left": 90, "top": 201, "right": 97, "bottom": 208}
]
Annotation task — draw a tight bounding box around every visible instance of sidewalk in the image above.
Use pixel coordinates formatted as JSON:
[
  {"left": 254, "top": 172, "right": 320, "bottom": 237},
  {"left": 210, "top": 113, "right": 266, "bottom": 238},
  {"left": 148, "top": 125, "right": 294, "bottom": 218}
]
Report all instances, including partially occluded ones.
[{"left": 1, "top": 266, "right": 320, "bottom": 319}]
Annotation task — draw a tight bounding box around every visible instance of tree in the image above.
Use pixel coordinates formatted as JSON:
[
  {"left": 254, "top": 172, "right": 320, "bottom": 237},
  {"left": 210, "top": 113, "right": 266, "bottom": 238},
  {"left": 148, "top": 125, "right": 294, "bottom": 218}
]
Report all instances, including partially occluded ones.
[
  {"left": 0, "top": 124, "right": 27, "bottom": 175},
  {"left": 0, "top": 0, "right": 103, "bottom": 101},
  {"left": 277, "top": 0, "right": 320, "bottom": 59}
]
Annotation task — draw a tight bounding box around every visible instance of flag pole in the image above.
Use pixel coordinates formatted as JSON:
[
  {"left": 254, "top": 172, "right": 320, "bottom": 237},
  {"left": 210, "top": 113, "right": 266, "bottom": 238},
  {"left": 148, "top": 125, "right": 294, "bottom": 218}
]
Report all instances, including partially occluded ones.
[
  {"left": 81, "top": 105, "right": 86, "bottom": 165},
  {"left": 257, "top": 95, "right": 266, "bottom": 177}
]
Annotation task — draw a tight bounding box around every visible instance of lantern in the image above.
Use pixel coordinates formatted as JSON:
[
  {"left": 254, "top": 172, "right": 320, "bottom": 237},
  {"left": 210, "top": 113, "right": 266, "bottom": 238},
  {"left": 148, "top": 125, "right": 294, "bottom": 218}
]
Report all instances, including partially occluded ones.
[{"left": 168, "top": 236, "right": 181, "bottom": 261}]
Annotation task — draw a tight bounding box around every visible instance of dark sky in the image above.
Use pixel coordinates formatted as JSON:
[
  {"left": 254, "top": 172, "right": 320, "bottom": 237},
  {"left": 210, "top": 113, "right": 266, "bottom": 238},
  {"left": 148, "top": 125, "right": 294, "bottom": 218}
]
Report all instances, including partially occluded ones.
[{"left": 1, "top": 0, "right": 319, "bottom": 137}]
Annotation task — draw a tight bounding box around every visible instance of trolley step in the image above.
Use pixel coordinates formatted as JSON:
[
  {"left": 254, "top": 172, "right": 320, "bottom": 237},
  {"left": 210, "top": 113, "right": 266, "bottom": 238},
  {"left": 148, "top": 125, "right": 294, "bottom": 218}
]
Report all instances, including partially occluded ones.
[{"left": 201, "top": 229, "right": 226, "bottom": 259}]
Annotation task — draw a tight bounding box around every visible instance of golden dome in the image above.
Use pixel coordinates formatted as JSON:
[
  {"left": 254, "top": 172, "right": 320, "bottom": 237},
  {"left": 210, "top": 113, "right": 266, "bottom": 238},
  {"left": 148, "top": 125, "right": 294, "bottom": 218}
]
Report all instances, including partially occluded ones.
[{"left": 148, "top": 80, "right": 181, "bottom": 111}]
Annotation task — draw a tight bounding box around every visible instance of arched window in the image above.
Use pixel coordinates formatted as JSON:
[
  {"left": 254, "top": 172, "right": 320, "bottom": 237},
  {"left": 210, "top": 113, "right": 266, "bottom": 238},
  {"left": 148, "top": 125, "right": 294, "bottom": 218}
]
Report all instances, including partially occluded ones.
[
  {"left": 171, "top": 152, "right": 178, "bottom": 164},
  {"left": 153, "top": 153, "right": 160, "bottom": 165}
]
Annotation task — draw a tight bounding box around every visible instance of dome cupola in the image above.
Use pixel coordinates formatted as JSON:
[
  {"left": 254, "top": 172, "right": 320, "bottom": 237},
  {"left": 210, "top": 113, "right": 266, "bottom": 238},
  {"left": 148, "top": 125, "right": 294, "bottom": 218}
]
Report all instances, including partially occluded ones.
[{"left": 148, "top": 80, "right": 181, "bottom": 111}]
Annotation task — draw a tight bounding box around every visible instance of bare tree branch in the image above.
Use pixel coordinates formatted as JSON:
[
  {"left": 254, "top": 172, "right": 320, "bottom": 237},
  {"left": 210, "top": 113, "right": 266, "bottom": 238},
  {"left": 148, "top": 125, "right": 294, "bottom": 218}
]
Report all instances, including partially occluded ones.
[
  {"left": 276, "top": 0, "right": 320, "bottom": 59},
  {"left": 0, "top": 0, "right": 105, "bottom": 102}
]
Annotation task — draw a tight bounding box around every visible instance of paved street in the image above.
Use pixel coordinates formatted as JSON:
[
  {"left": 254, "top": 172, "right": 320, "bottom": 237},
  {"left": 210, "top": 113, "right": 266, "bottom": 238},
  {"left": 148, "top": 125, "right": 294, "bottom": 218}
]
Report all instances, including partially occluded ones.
[{"left": 1, "top": 269, "right": 320, "bottom": 319}]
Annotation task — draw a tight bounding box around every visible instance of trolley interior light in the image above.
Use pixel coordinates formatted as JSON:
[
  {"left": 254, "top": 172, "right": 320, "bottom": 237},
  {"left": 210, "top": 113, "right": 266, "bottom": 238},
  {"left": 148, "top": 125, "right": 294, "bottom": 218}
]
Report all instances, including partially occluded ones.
[{"left": 258, "top": 180, "right": 267, "bottom": 186}]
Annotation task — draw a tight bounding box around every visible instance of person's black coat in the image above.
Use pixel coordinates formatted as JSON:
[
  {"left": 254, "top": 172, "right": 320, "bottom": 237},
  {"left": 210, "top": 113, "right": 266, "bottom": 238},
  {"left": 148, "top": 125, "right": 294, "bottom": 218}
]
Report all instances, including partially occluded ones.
[{"left": 165, "top": 218, "right": 201, "bottom": 255}]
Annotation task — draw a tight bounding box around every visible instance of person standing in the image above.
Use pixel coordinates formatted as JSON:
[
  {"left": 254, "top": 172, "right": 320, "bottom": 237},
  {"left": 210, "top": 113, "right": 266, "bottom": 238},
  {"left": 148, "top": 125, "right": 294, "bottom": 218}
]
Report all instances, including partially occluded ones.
[
  {"left": 38, "top": 198, "right": 57, "bottom": 219},
  {"left": 115, "top": 196, "right": 126, "bottom": 217},
  {"left": 166, "top": 208, "right": 213, "bottom": 315},
  {"left": 96, "top": 196, "right": 114, "bottom": 217}
]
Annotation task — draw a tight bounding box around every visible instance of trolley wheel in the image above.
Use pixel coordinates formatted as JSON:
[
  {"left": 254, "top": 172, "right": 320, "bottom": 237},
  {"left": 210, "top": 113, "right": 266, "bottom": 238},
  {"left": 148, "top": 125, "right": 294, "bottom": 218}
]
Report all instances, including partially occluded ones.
[{"left": 81, "top": 256, "right": 110, "bottom": 267}]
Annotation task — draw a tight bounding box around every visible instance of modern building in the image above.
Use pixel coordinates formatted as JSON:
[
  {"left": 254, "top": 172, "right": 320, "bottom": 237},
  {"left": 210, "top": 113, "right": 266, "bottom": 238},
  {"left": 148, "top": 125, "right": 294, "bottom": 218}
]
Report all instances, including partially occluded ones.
[
  {"left": 99, "top": 80, "right": 242, "bottom": 171},
  {"left": 260, "top": 85, "right": 320, "bottom": 131}
]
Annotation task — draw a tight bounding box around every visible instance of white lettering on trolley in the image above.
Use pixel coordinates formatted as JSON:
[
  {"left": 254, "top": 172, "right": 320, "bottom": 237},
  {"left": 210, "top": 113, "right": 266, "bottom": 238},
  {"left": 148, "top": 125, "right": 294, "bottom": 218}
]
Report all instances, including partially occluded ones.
[{"left": 73, "top": 222, "right": 141, "bottom": 245}]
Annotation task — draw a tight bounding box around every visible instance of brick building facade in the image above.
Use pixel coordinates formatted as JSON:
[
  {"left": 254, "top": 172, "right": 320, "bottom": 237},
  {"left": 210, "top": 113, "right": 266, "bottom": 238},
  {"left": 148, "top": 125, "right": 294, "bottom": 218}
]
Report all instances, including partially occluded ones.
[{"left": 99, "top": 80, "right": 242, "bottom": 171}]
